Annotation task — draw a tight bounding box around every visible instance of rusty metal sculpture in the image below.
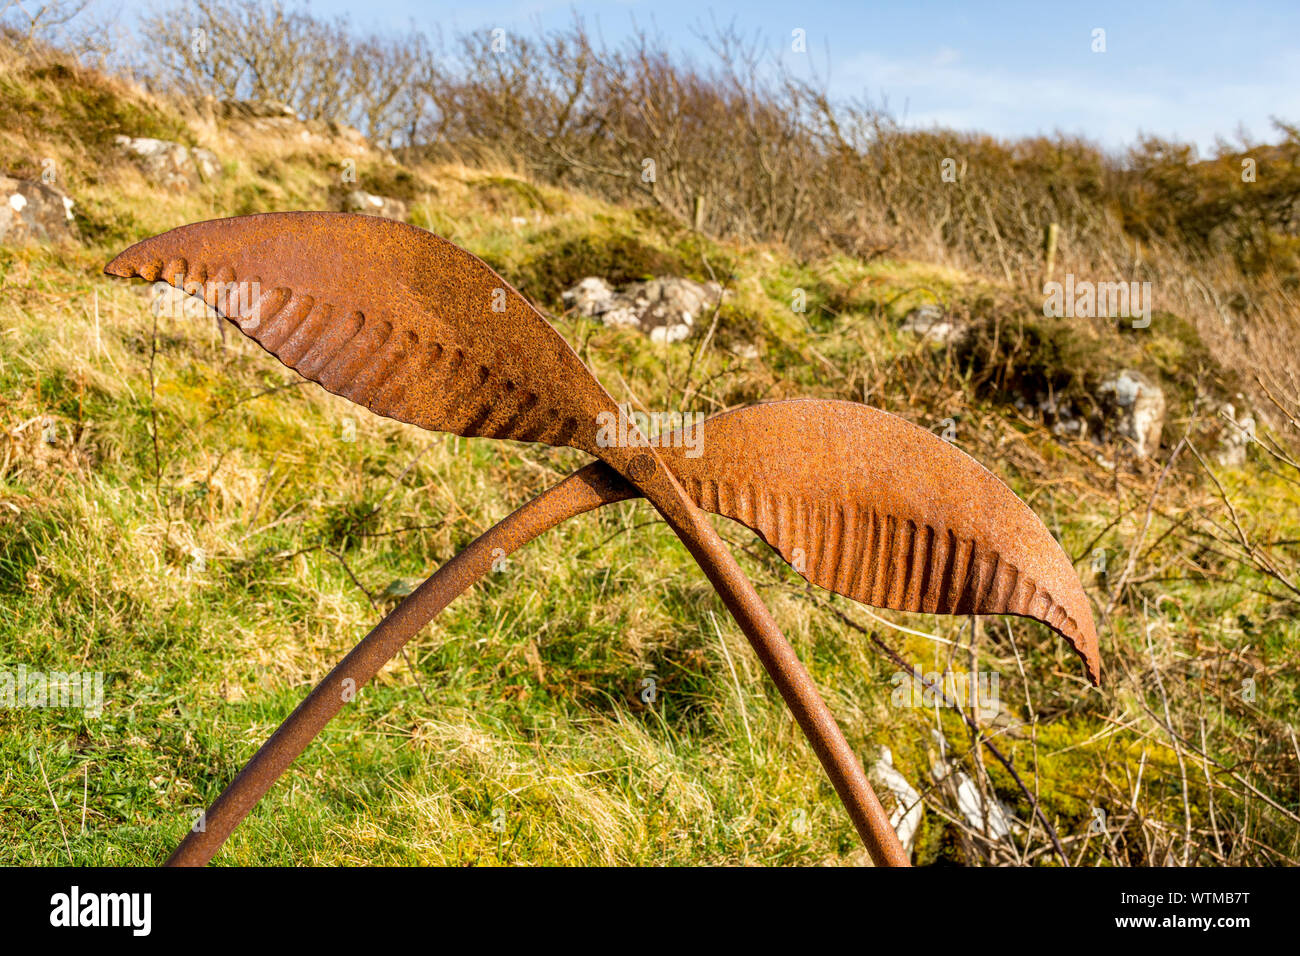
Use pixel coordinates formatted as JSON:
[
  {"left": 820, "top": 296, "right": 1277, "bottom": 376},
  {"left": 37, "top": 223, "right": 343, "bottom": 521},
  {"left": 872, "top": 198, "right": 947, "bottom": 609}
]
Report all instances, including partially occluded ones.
[
  {"left": 165, "top": 401, "right": 1099, "bottom": 867},
  {"left": 106, "top": 212, "right": 1100, "bottom": 867}
]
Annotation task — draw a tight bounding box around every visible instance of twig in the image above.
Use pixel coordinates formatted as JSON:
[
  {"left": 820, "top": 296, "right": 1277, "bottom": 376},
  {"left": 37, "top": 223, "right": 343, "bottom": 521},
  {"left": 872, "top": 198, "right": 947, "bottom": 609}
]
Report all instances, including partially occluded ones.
[
  {"left": 324, "top": 547, "right": 432, "bottom": 707},
  {"left": 818, "top": 598, "right": 1071, "bottom": 866},
  {"left": 35, "top": 750, "right": 73, "bottom": 864},
  {"left": 1142, "top": 606, "right": 1192, "bottom": 865},
  {"left": 1105, "top": 437, "right": 1186, "bottom": 618},
  {"left": 1199, "top": 715, "right": 1224, "bottom": 860},
  {"left": 1187, "top": 440, "right": 1300, "bottom": 598},
  {"left": 680, "top": 256, "right": 729, "bottom": 407}
]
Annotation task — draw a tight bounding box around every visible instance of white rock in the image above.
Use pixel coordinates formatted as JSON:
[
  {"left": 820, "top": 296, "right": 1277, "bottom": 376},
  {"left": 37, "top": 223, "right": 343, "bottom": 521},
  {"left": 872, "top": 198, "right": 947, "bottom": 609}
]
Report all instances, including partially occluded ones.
[
  {"left": 561, "top": 275, "right": 725, "bottom": 343},
  {"left": 928, "top": 729, "right": 1014, "bottom": 846},
  {"left": 952, "top": 769, "right": 1012, "bottom": 839},
  {"left": 649, "top": 323, "right": 691, "bottom": 344},
  {"left": 602, "top": 306, "right": 641, "bottom": 328},
  {"left": 901, "top": 304, "right": 964, "bottom": 344},
  {"left": 1214, "top": 403, "right": 1256, "bottom": 467},
  {"left": 191, "top": 148, "right": 222, "bottom": 181},
  {"left": 1096, "top": 369, "right": 1165, "bottom": 459},
  {"left": 872, "top": 746, "right": 922, "bottom": 857},
  {"left": 114, "top": 135, "right": 223, "bottom": 189},
  {"left": 1, "top": 175, "right": 78, "bottom": 245},
  {"left": 561, "top": 276, "right": 617, "bottom": 318},
  {"left": 340, "top": 190, "right": 408, "bottom": 222}
]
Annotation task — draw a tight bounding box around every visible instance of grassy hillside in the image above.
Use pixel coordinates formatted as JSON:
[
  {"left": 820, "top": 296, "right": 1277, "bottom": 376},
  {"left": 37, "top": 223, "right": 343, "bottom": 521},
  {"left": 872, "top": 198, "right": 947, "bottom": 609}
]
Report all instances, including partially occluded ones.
[{"left": 1, "top": 48, "right": 1297, "bottom": 866}]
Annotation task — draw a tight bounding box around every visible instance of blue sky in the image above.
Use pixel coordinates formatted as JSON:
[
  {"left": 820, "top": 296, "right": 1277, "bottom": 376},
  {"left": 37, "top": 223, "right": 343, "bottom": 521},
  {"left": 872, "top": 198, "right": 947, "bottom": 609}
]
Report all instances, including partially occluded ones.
[{"left": 144, "top": 0, "right": 1300, "bottom": 154}]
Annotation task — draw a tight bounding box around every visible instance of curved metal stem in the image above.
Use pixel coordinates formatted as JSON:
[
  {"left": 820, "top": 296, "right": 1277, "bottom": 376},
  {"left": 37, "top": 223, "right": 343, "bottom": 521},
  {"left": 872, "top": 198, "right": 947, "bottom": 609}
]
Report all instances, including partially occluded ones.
[{"left": 167, "top": 462, "right": 907, "bottom": 867}]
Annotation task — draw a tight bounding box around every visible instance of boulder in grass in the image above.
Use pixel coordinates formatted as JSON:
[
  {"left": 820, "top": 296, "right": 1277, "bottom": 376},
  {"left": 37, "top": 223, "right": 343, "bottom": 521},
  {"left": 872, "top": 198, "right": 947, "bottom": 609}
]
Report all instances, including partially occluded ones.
[
  {"left": 1213, "top": 402, "right": 1256, "bottom": 468},
  {"left": 1095, "top": 368, "right": 1166, "bottom": 459},
  {"left": 191, "top": 148, "right": 222, "bottom": 181},
  {"left": 872, "top": 747, "right": 922, "bottom": 859},
  {"left": 340, "top": 190, "right": 409, "bottom": 222},
  {"left": 114, "top": 136, "right": 222, "bottom": 188},
  {"left": 562, "top": 277, "right": 617, "bottom": 318},
  {"left": 901, "top": 304, "right": 966, "bottom": 345},
  {"left": 563, "top": 275, "right": 726, "bottom": 344},
  {"left": 951, "top": 767, "right": 1013, "bottom": 839},
  {"left": 0, "top": 175, "right": 77, "bottom": 244}
]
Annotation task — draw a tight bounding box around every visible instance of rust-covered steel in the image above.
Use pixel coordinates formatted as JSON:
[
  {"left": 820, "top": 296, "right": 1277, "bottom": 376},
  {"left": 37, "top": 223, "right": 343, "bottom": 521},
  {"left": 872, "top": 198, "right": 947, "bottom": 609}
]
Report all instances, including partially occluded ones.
[
  {"left": 670, "top": 401, "right": 1099, "bottom": 682},
  {"left": 106, "top": 213, "right": 1100, "bottom": 867}
]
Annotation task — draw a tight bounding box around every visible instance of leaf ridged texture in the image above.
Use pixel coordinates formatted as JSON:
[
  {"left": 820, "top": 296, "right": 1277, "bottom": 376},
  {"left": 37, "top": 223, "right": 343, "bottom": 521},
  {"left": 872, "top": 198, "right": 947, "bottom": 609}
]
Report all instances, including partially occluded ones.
[
  {"left": 136, "top": 258, "right": 581, "bottom": 446},
  {"left": 684, "top": 475, "right": 1085, "bottom": 644}
]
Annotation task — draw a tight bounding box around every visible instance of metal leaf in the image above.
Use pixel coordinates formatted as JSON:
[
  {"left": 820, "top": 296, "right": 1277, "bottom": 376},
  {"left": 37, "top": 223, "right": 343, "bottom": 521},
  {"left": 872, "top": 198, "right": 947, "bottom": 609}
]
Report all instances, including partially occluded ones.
[
  {"left": 105, "top": 211, "right": 615, "bottom": 454},
  {"left": 652, "top": 400, "right": 1101, "bottom": 683}
]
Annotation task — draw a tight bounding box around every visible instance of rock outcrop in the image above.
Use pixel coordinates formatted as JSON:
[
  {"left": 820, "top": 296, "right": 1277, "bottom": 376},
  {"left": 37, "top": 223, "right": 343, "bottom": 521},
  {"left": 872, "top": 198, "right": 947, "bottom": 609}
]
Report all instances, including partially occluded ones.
[
  {"left": 114, "top": 136, "right": 221, "bottom": 188},
  {"left": 901, "top": 304, "right": 966, "bottom": 345},
  {"left": 563, "top": 275, "right": 725, "bottom": 344},
  {"left": 1214, "top": 402, "right": 1256, "bottom": 467},
  {"left": 0, "top": 175, "right": 77, "bottom": 244},
  {"left": 339, "top": 190, "right": 408, "bottom": 222},
  {"left": 872, "top": 747, "right": 922, "bottom": 859},
  {"left": 1095, "top": 369, "right": 1166, "bottom": 459}
]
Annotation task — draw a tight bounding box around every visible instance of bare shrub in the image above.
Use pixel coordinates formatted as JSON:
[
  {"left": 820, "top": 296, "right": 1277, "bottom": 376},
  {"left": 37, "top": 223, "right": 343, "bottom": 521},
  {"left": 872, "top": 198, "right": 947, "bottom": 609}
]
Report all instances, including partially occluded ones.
[{"left": 139, "top": 0, "right": 430, "bottom": 146}]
